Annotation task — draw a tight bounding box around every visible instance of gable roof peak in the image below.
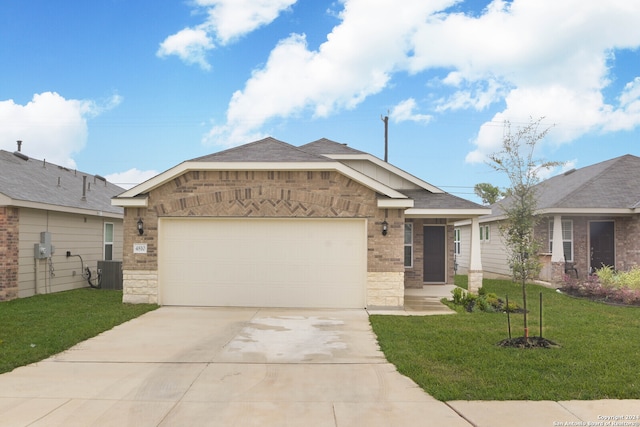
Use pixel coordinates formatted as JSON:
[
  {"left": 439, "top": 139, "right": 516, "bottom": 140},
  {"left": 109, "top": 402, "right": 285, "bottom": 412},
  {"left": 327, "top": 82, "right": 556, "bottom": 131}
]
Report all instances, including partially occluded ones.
[{"left": 190, "top": 136, "right": 334, "bottom": 163}]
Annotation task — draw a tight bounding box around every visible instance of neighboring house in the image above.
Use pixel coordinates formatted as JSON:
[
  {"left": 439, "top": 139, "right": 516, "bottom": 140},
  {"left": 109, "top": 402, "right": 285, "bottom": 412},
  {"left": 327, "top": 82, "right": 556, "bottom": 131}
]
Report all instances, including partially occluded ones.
[
  {"left": 456, "top": 154, "right": 640, "bottom": 284},
  {"left": 112, "top": 137, "right": 489, "bottom": 309},
  {"left": 0, "top": 148, "right": 124, "bottom": 301}
]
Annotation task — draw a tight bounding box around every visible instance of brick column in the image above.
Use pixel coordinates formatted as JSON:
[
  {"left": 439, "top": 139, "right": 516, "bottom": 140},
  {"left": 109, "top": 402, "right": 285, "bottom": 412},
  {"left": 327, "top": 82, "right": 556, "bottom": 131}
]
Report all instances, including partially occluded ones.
[{"left": 0, "top": 207, "right": 19, "bottom": 301}]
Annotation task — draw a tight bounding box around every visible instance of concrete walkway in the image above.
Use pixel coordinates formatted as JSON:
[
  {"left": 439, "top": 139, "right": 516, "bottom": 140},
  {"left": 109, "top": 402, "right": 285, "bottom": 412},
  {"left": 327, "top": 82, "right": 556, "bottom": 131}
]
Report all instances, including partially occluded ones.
[{"left": 1, "top": 289, "right": 638, "bottom": 426}]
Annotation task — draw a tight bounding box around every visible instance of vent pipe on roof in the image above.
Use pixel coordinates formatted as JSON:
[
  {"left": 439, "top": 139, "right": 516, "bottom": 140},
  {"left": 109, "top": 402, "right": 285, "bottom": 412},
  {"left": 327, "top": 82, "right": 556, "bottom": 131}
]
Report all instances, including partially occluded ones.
[
  {"left": 13, "top": 140, "right": 29, "bottom": 160},
  {"left": 82, "top": 176, "right": 87, "bottom": 201}
]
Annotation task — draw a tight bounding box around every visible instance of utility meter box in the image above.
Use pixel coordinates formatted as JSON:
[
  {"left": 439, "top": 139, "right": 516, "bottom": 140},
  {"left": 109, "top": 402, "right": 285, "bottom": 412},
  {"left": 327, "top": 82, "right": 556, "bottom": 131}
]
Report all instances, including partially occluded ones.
[{"left": 34, "top": 232, "right": 55, "bottom": 259}]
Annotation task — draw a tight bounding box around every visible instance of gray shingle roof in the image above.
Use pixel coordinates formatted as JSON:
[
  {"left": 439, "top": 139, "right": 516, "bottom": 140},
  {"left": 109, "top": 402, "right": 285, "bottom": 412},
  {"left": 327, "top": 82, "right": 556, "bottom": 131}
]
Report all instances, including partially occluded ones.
[
  {"left": 0, "top": 150, "right": 124, "bottom": 215},
  {"left": 487, "top": 154, "right": 640, "bottom": 217},
  {"left": 299, "top": 138, "right": 369, "bottom": 155},
  {"left": 190, "top": 137, "right": 335, "bottom": 163},
  {"left": 402, "top": 189, "right": 487, "bottom": 210},
  {"left": 536, "top": 154, "right": 640, "bottom": 209}
]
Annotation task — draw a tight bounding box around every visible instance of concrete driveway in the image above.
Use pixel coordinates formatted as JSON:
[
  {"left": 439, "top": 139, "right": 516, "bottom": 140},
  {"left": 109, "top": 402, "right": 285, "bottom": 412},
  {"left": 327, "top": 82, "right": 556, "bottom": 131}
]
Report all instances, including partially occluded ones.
[{"left": 0, "top": 307, "right": 470, "bottom": 427}]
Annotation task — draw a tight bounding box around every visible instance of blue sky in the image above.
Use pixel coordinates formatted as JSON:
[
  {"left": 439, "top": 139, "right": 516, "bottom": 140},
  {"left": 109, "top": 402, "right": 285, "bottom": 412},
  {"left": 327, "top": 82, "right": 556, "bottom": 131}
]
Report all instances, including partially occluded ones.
[{"left": 2, "top": 0, "right": 640, "bottom": 203}]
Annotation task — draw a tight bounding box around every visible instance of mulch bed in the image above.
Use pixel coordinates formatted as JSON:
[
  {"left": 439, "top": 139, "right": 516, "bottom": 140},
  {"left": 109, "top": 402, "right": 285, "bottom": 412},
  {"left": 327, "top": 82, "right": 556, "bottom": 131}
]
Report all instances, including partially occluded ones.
[
  {"left": 557, "top": 287, "right": 640, "bottom": 307},
  {"left": 497, "top": 336, "right": 560, "bottom": 348}
]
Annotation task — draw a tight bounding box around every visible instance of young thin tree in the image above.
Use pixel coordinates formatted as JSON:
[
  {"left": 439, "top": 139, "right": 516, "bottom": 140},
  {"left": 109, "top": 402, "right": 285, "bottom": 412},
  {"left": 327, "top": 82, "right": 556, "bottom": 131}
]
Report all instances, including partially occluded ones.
[{"left": 488, "top": 117, "right": 563, "bottom": 339}]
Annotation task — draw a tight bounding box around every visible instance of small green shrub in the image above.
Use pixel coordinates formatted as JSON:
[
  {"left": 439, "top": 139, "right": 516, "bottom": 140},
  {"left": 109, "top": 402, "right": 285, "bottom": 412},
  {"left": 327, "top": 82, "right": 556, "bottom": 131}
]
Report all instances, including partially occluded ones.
[
  {"left": 595, "top": 265, "right": 617, "bottom": 288},
  {"left": 452, "top": 287, "right": 466, "bottom": 305},
  {"left": 450, "top": 287, "right": 520, "bottom": 313}
]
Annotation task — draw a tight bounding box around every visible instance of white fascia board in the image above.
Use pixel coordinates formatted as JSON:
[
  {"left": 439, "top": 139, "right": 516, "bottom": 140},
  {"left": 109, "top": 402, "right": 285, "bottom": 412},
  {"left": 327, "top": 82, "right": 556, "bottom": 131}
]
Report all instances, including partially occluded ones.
[
  {"left": 479, "top": 207, "right": 637, "bottom": 223},
  {"left": 112, "top": 161, "right": 409, "bottom": 201},
  {"left": 404, "top": 208, "right": 492, "bottom": 218},
  {"left": 322, "top": 154, "right": 444, "bottom": 193},
  {"left": 2, "top": 198, "right": 123, "bottom": 219},
  {"left": 536, "top": 208, "right": 634, "bottom": 216},
  {"left": 378, "top": 199, "right": 414, "bottom": 208},
  {"left": 111, "top": 197, "right": 148, "bottom": 208}
]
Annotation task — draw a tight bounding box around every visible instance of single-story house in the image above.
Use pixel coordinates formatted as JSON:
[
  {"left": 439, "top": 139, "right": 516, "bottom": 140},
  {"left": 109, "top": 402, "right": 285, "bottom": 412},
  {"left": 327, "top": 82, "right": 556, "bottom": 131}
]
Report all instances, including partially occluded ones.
[
  {"left": 112, "top": 137, "right": 490, "bottom": 308},
  {"left": 0, "top": 147, "right": 124, "bottom": 301},
  {"left": 455, "top": 154, "right": 640, "bottom": 284}
]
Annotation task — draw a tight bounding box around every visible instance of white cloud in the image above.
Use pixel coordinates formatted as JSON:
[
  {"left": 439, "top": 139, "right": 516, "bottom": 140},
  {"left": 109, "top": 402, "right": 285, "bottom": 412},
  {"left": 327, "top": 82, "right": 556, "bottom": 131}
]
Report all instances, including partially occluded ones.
[
  {"left": 192, "top": 0, "right": 640, "bottom": 150},
  {"left": 158, "top": 0, "right": 297, "bottom": 70},
  {"left": 0, "top": 92, "right": 121, "bottom": 169},
  {"left": 205, "top": 0, "right": 454, "bottom": 145},
  {"left": 602, "top": 77, "right": 640, "bottom": 131},
  {"left": 198, "top": 0, "right": 298, "bottom": 44},
  {"left": 407, "top": 0, "right": 640, "bottom": 163},
  {"left": 157, "top": 28, "right": 215, "bottom": 71},
  {"left": 435, "top": 78, "right": 507, "bottom": 112},
  {"left": 104, "top": 168, "right": 159, "bottom": 190},
  {"left": 391, "top": 98, "right": 432, "bottom": 124},
  {"left": 536, "top": 159, "right": 578, "bottom": 181}
]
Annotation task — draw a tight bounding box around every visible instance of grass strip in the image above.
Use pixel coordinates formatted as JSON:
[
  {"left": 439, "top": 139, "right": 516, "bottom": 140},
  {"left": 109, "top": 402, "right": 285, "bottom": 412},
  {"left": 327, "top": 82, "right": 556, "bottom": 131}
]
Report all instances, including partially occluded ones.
[
  {"left": 370, "top": 278, "right": 640, "bottom": 401},
  {"left": 0, "top": 288, "right": 157, "bottom": 374}
]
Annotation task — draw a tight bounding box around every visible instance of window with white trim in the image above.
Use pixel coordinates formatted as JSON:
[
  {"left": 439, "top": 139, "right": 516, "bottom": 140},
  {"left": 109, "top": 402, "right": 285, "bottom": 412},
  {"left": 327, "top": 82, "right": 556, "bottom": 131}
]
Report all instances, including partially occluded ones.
[
  {"left": 404, "top": 223, "right": 413, "bottom": 268},
  {"left": 104, "top": 223, "right": 114, "bottom": 261},
  {"left": 454, "top": 228, "right": 461, "bottom": 255},
  {"left": 549, "top": 219, "right": 573, "bottom": 262},
  {"left": 480, "top": 224, "right": 490, "bottom": 241}
]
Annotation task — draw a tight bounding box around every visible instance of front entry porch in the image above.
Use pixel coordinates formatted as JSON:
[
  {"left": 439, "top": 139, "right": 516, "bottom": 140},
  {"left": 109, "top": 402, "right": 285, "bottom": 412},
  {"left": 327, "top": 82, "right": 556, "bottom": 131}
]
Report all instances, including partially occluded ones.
[{"left": 367, "top": 284, "right": 458, "bottom": 315}]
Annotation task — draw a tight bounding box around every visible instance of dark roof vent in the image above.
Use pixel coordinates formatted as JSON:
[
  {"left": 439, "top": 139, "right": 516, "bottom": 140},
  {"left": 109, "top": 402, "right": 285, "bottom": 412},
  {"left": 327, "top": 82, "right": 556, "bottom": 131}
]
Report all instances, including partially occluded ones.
[
  {"left": 13, "top": 151, "right": 29, "bottom": 161},
  {"left": 94, "top": 174, "right": 106, "bottom": 182},
  {"left": 563, "top": 168, "right": 576, "bottom": 176}
]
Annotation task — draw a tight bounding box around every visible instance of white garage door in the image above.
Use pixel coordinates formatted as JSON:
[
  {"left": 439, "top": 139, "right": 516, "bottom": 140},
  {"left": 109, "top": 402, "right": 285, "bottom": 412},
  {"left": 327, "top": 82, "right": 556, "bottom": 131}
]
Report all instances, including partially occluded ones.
[{"left": 158, "top": 218, "right": 367, "bottom": 308}]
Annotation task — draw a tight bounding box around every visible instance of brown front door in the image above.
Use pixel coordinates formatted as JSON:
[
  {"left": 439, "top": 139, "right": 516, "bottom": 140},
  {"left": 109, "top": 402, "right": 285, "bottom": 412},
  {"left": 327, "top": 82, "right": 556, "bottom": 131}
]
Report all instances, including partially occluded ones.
[
  {"left": 423, "top": 226, "right": 446, "bottom": 282},
  {"left": 590, "top": 221, "right": 615, "bottom": 271}
]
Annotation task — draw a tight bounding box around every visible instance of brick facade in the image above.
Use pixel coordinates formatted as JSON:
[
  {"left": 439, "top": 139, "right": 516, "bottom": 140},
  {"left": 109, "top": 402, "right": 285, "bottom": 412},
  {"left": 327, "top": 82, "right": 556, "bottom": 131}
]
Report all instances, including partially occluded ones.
[
  {"left": 123, "top": 170, "right": 405, "bottom": 307},
  {"left": 536, "top": 215, "right": 640, "bottom": 283},
  {"left": 0, "top": 207, "right": 19, "bottom": 301}
]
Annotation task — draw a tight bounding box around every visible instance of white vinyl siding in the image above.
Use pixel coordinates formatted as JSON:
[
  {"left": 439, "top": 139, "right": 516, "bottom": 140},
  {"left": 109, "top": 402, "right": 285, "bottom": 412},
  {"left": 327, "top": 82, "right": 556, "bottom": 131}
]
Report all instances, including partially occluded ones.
[
  {"left": 455, "top": 221, "right": 512, "bottom": 278},
  {"left": 339, "top": 160, "right": 423, "bottom": 190},
  {"left": 17, "top": 208, "right": 123, "bottom": 298}
]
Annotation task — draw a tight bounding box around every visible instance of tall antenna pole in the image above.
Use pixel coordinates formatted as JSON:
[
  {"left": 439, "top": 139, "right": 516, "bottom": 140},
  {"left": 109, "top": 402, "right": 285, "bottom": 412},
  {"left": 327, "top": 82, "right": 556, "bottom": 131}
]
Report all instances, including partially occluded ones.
[{"left": 381, "top": 114, "right": 389, "bottom": 162}]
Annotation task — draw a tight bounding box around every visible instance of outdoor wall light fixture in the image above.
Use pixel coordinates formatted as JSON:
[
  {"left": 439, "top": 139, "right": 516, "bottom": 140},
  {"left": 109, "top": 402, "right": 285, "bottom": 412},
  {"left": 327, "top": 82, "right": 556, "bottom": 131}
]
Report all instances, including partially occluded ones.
[
  {"left": 137, "top": 218, "right": 144, "bottom": 235},
  {"left": 382, "top": 219, "right": 388, "bottom": 236}
]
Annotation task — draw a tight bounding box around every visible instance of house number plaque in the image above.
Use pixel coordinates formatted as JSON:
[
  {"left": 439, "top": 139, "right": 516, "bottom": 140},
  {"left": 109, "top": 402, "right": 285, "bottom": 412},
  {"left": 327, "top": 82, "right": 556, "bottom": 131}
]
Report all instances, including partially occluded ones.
[{"left": 133, "top": 243, "right": 148, "bottom": 254}]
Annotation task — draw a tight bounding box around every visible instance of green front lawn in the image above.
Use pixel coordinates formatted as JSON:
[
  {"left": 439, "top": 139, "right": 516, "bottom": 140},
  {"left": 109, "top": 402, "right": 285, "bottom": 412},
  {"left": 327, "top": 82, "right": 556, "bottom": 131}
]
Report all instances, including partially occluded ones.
[
  {"left": 370, "top": 277, "right": 640, "bottom": 401},
  {"left": 0, "top": 289, "right": 157, "bottom": 374}
]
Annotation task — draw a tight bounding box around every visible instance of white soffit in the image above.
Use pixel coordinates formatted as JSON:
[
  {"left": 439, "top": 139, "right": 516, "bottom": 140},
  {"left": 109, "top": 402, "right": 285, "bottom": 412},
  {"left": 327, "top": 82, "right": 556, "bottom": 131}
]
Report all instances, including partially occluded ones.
[{"left": 322, "top": 154, "right": 444, "bottom": 194}]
